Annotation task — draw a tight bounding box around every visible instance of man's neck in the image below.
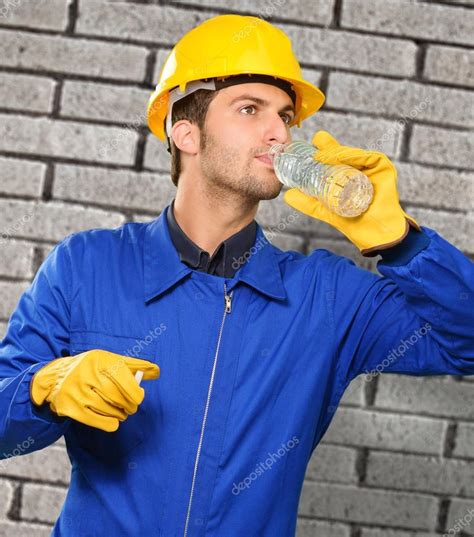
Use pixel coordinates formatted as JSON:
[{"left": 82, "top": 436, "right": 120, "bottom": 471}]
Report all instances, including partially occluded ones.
[{"left": 173, "top": 182, "right": 258, "bottom": 256}]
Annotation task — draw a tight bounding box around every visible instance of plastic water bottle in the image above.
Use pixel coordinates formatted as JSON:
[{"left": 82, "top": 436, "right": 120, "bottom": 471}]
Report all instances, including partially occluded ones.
[{"left": 268, "top": 140, "right": 374, "bottom": 217}]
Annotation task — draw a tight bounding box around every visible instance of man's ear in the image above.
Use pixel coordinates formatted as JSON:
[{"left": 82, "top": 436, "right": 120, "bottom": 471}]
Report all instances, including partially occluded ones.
[{"left": 170, "top": 120, "right": 200, "bottom": 155}]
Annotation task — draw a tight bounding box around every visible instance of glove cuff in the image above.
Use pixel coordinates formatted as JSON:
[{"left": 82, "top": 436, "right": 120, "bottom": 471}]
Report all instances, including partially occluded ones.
[
  {"left": 30, "top": 356, "right": 76, "bottom": 406},
  {"left": 30, "top": 368, "right": 51, "bottom": 406},
  {"left": 361, "top": 213, "right": 426, "bottom": 257},
  {"left": 360, "top": 219, "right": 410, "bottom": 257}
]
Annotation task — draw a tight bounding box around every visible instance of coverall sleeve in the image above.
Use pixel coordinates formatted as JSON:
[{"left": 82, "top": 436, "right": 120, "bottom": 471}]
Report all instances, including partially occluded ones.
[
  {"left": 323, "top": 225, "right": 474, "bottom": 392},
  {"left": 0, "top": 237, "right": 73, "bottom": 459}
]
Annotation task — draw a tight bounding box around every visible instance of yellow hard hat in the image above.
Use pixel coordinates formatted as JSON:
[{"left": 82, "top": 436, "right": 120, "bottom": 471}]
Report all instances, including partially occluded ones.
[{"left": 147, "top": 14, "right": 325, "bottom": 142}]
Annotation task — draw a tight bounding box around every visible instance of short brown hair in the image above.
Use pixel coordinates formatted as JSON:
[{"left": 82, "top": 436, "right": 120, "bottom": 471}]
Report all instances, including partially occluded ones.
[{"left": 169, "top": 89, "right": 219, "bottom": 187}]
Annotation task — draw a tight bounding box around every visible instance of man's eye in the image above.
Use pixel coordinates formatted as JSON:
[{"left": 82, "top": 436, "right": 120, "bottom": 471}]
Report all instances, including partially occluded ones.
[
  {"left": 240, "top": 106, "right": 293, "bottom": 125},
  {"left": 240, "top": 105, "right": 256, "bottom": 115}
]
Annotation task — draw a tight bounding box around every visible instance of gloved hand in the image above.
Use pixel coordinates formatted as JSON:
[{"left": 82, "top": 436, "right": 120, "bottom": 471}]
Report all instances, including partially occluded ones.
[
  {"left": 30, "top": 349, "right": 160, "bottom": 432},
  {"left": 283, "top": 131, "right": 421, "bottom": 256}
]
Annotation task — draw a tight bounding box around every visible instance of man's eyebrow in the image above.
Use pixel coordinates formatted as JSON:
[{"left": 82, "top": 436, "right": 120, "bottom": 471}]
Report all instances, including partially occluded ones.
[{"left": 229, "top": 94, "right": 295, "bottom": 115}]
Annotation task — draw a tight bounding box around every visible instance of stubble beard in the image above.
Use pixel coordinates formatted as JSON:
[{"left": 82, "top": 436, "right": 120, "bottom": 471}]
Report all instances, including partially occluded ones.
[{"left": 199, "top": 129, "right": 282, "bottom": 204}]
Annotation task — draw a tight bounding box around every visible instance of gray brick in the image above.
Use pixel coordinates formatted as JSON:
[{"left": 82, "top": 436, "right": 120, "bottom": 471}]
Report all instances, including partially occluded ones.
[
  {"left": 360, "top": 529, "right": 440, "bottom": 537},
  {"left": 132, "top": 212, "right": 159, "bottom": 223},
  {"left": 0, "top": 199, "right": 125, "bottom": 243},
  {"left": 0, "top": 30, "right": 147, "bottom": 81},
  {"left": 424, "top": 45, "right": 474, "bottom": 88},
  {"left": 0, "top": 478, "right": 14, "bottom": 518},
  {"left": 322, "top": 407, "right": 446, "bottom": 455},
  {"left": 404, "top": 206, "right": 474, "bottom": 254},
  {"left": 306, "top": 444, "right": 358, "bottom": 484},
  {"left": 366, "top": 451, "right": 474, "bottom": 497},
  {"left": 299, "top": 481, "right": 438, "bottom": 530},
  {"left": 0, "top": 281, "right": 29, "bottom": 319},
  {"left": 410, "top": 124, "right": 473, "bottom": 170},
  {"left": 257, "top": 194, "right": 340, "bottom": 239},
  {"left": 0, "top": 521, "right": 52, "bottom": 537},
  {"left": 340, "top": 374, "right": 367, "bottom": 405},
  {"left": 395, "top": 161, "right": 474, "bottom": 212},
  {"left": 296, "top": 519, "right": 350, "bottom": 537},
  {"left": 453, "top": 422, "right": 474, "bottom": 458},
  {"left": 283, "top": 24, "right": 416, "bottom": 77},
  {"left": 327, "top": 72, "right": 473, "bottom": 129},
  {"left": 261, "top": 229, "right": 304, "bottom": 252},
  {"left": 300, "top": 67, "right": 324, "bottom": 90},
  {"left": 54, "top": 165, "right": 176, "bottom": 212},
  {"left": 446, "top": 499, "right": 474, "bottom": 535},
  {"left": 297, "top": 110, "right": 402, "bottom": 157},
  {"left": 144, "top": 134, "right": 172, "bottom": 171},
  {"left": 52, "top": 436, "right": 66, "bottom": 447},
  {"left": 0, "top": 239, "right": 34, "bottom": 278},
  {"left": 375, "top": 376, "right": 474, "bottom": 420},
  {"left": 0, "top": 157, "right": 45, "bottom": 198},
  {"left": 76, "top": 0, "right": 210, "bottom": 45},
  {"left": 0, "top": 321, "right": 7, "bottom": 340},
  {"left": 0, "top": 446, "right": 70, "bottom": 484},
  {"left": 168, "top": 0, "right": 335, "bottom": 26},
  {"left": 341, "top": 0, "right": 474, "bottom": 46},
  {"left": 0, "top": 114, "right": 138, "bottom": 165},
  {"left": 0, "top": 0, "right": 70, "bottom": 31},
  {"left": 0, "top": 73, "right": 55, "bottom": 114},
  {"left": 153, "top": 48, "right": 173, "bottom": 83},
  {"left": 22, "top": 483, "right": 67, "bottom": 524},
  {"left": 0, "top": 201, "right": 37, "bottom": 245},
  {"left": 308, "top": 238, "right": 380, "bottom": 273},
  {"left": 60, "top": 81, "right": 150, "bottom": 125}
]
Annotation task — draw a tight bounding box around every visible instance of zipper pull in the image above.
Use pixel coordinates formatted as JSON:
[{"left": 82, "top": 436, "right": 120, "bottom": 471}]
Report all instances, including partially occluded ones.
[
  {"left": 225, "top": 293, "right": 232, "bottom": 314},
  {"left": 224, "top": 284, "right": 232, "bottom": 314}
]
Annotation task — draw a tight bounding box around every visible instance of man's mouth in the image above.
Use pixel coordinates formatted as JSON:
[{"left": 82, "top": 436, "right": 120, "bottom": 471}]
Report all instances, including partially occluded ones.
[{"left": 255, "top": 155, "right": 273, "bottom": 167}]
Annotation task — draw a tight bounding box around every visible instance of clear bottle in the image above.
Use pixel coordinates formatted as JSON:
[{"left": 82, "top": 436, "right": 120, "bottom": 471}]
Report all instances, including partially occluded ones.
[{"left": 268, "top": 140, "right": 374, "bottom": 217}]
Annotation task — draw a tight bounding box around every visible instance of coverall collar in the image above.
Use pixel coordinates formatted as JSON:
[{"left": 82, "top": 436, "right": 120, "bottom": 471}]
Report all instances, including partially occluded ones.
[
  {"left": 166, "top": 198, "right": 257, "bottom": 278},
  {"left": 144, "top": 204, "right": 287, "bottom": 303}
]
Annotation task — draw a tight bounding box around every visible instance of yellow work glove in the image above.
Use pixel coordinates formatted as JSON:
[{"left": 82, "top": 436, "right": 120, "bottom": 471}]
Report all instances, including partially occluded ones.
[
  {"left": 283, "top": 131, "right": 421, "bottom": 256},
  {"left": 30, "top": 349, "right": 160, "bottom": 432}
]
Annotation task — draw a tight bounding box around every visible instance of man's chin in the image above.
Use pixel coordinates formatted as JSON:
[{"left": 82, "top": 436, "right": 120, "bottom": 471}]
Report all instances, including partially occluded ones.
[{"left": 256, "top": 181, "right": 283, "bottom": 201}]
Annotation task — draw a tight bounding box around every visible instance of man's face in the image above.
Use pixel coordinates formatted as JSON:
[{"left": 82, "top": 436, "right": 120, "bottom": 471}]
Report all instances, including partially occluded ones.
[{"left": 198, "top": 82, "right": 294, "bottom": 202}]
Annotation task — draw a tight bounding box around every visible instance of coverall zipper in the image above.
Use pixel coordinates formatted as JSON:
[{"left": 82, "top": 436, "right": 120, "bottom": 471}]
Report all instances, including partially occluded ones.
[{"left": 183, "top": 282, "right": 233, "bottom": 537}]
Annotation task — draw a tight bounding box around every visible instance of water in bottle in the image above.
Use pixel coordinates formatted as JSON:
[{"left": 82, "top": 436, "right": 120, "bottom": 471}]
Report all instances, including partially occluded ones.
[{"left": 268, "top": 141, "right": 374, "bottom": 217}]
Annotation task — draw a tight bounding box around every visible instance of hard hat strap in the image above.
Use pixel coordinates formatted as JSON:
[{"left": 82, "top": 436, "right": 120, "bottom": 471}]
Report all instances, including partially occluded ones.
[{"left": 165, "top": 79, "right": 217, "bottom": 138}]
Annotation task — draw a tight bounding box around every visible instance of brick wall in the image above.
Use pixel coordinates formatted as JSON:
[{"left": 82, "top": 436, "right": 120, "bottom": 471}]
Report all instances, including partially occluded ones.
[{"left": 0, "top": 0, "right": 473, "bottom": 535}]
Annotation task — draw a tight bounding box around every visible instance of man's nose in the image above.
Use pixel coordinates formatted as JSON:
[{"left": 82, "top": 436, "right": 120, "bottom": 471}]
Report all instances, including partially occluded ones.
[{"left": 264, "top": 114, "right": 291, "bottom": 145}]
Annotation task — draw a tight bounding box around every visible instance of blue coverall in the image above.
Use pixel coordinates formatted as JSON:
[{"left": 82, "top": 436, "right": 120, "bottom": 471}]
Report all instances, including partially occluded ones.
[{"left": 0, "top": 203, "right": 473, "bottom": 536}]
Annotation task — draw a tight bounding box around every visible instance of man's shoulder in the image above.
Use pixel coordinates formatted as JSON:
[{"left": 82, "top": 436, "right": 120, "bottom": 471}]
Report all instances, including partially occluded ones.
[
  {"left": 273, "top": 242, "right": 338, "bottom": 267},
  {"left": 58, "top": 220, "right": 149, "bottom": 260}
]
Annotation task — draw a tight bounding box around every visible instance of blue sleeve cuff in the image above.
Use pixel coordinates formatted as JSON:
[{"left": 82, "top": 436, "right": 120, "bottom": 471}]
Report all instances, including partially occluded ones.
[
  {"left": 31, "top": 400, "right": 70, "bottom": 424},
  {"left": 29, "top": 362, "right": 70, "bottom": 425},
  {"left": 377, "top": 226, "right": 431, "bottom": 267}
]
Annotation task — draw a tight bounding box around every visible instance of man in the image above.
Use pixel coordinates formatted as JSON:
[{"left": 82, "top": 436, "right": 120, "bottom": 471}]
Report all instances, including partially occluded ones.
[{"left": 0, "top": 13, "right": 472, "bottom": 537}]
